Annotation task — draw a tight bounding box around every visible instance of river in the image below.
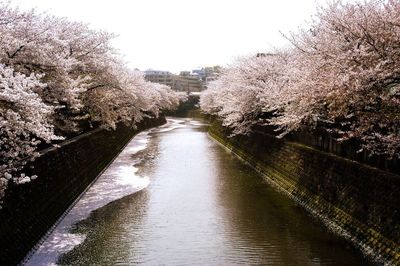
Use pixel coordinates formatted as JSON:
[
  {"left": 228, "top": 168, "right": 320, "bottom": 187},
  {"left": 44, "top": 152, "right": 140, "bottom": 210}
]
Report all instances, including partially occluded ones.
[{"left": 26, "top": 117, "right": 370, "bottom": 265}]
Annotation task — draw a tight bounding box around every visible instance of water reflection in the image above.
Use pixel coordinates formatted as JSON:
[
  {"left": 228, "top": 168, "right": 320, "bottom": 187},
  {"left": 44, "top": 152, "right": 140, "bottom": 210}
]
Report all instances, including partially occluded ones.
[
  {"left": 25, "top": 130, "right": 153, "bottom": 266},
  {"left": 58, "top": 190, "right": 151, "bottom": 265},
  {"left": 32, "top": 118, "right": 370, "bottom": 265},
  {"left": 213, "top": 147, "right": 367, "bottom": 265}
]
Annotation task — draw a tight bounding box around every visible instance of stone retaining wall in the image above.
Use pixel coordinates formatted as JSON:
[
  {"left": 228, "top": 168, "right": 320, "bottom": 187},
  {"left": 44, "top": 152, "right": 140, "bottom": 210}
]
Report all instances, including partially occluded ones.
[
  {"left": 209, "top": 119, "right": 400, "bottom": 265},
  {"left": 0, "top": 116, "right": 166, "bottom": 265}
]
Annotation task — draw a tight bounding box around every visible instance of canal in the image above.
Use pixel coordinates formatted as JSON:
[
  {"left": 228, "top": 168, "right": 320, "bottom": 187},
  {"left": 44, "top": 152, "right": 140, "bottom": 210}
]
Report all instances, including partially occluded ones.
[{"left": 26, "top": 117, "right": 370, "bottom": 265}]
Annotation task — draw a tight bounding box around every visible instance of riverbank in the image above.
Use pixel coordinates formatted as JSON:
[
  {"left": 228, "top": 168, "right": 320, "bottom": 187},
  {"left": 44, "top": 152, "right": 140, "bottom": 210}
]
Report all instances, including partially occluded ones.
[
  {"left": 208, "top": 118, "right": 400, "bottom": 265},
  {"left": 0, "top": 116, "right": 166, "bottom": 266}
]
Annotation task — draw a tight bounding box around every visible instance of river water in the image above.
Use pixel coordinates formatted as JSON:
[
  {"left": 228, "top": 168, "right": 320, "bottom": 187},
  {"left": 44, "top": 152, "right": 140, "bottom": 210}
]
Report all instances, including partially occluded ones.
[{"left": 26, "top": 117, "right": 370, "bottom": 265}]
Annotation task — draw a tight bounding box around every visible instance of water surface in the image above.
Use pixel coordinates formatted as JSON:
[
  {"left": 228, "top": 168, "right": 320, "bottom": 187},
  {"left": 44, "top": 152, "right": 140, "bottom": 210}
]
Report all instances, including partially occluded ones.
[{"left": 29, "top": 118, "right": 370, "bottom": 265}]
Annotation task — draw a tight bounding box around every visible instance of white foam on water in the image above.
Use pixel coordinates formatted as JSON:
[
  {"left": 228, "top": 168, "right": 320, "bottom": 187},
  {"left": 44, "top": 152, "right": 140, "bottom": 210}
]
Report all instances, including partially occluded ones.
[
  {"left": 187, "top": 120, "right": 207, "bottom": 126},
  {"left": 24, "top": 118, "right": 187, "bottom": 266},
  {"left": 151, "top": 117, "right": 186, "bottom": 133},
  {"left": 25, "top": 131, "right": 151, "bottom": 266}
]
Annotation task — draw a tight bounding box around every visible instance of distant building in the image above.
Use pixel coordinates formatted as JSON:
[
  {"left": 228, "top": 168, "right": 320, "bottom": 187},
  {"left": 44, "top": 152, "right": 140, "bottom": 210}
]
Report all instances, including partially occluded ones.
[
  {"left": 144, "top": 66, "right": 222, "bottom": 92},
  {"left": 192, "top": 66, "right": 220, "bottom": 81},
  {"left": 144, "top": 70, "right": 174, "bottom": 88},
  {"left": 256, "top": 53, "right": 275, "bottom": 57},
  {"left": 173, "top": 74, "right": 202, "bottom": 92},
  {"left": 192, "top": 66, "right": 221, "bottom": 89},
  {"left": 179, "top": 71, "right": 191, "bottom": 77},
  {"left": 144, "top": 69, "right": 203, "bottom": 93},
  {"left": 144, "top": 70, "right": 171, "bottom": 76}
]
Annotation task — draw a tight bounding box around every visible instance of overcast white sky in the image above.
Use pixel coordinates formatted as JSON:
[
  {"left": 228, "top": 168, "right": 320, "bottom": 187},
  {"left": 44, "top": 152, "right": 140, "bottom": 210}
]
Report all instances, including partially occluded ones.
[{"left": 12, "top": 0, "right": 323, "bottom": 73}]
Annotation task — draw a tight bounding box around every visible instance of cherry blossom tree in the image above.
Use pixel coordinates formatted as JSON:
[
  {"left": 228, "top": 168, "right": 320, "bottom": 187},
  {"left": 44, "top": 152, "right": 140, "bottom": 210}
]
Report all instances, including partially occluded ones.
[
  {"left": 0, "top": 5, "right": 116, "bottom": 133},
  {"left": 0, "top": 2, "right": 182, "bottom": 199},
  {"left": 201, "top": 52, "right": 299, "bottom": 135},
  {"left": 201, "top": 0, "right": 400, "bottom": 158},
  {"left": 83, "top": 64, "right": 181, "bottom": 130},
  {"left": 0, "top": 64, "right": 60, "bottom": 198}
]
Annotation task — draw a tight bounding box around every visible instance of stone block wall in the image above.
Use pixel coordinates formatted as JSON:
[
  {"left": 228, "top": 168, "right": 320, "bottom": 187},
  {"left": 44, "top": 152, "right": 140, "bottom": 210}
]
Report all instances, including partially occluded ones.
[
  {"left": 0, "top": 116, "right": 166, "bottom": 265},
  {"left": 209, "top": 119, "right": 400, "bottom": 264}
]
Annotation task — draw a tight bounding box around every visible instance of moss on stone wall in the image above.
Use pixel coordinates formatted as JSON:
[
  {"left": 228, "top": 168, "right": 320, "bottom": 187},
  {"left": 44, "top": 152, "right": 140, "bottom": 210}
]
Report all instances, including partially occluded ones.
[{"left": 209, "top": 118, "right": 400, "bottom": 265}]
